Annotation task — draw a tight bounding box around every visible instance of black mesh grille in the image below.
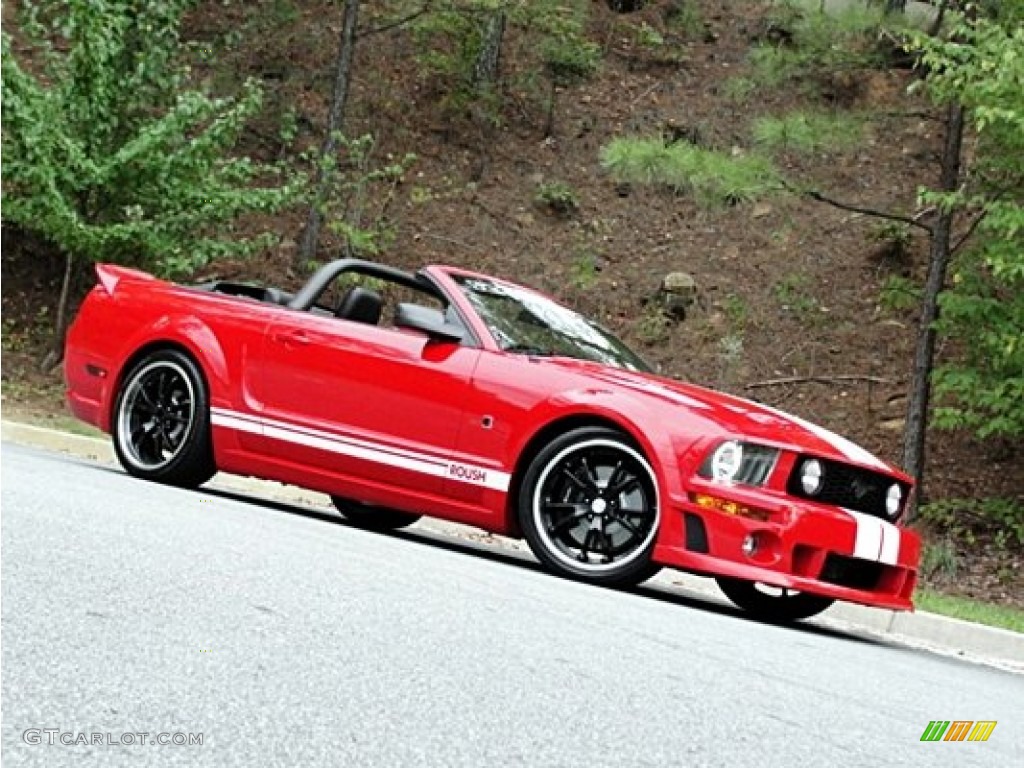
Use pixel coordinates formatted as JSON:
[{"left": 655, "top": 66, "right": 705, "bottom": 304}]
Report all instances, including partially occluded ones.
[
  {"left": 787, "top": 458, "right": 908, "bottom": 520},
  {"left": 819, "top": 553, "right": 883, "bottom": 591}
]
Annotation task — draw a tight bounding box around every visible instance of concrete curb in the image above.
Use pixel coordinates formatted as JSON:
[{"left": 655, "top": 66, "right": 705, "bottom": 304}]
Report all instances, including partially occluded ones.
[{"left": 3, "top": 419, "right": 1022, "bottom": 671}]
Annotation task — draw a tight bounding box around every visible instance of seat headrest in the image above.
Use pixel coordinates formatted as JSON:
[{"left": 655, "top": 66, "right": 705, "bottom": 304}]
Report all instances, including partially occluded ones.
[{"left": 335, "top": 286, "right": 383, "bottom": 325}]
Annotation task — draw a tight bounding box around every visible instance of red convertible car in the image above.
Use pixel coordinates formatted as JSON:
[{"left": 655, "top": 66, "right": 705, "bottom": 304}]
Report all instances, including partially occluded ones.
[{"left": 65, "top": 258, "right": 920, "bottom": 621}]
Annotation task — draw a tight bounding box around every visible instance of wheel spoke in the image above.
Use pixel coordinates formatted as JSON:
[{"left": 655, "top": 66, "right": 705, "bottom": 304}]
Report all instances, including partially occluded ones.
[
  {"left": 546, "top": 507, "right": 589, "bottom": 535},
  {"left": 130, "top": 421, "right": 152, "bottom": 444},
  {"left": 560, "top": 467, "right": 592, "bottom": 493},
  {"left": 577, "top": 528, "right": 595, "bottom": 561},
  {"left": 156, "top": 371, "right": 169, "bottom": 400},
  {"left": 598, "top": 530, "right": 614, "bottom": 563},
  {"left": 137, "top": 386, "right": 159, "bottom": 411},
  {"left": 606, "top": 511, "right": 643, "bottom": 539},
  {"left": 579, "top": 457, "right": 601, "bottom": 491},
  {"left": 605, "top": 460, "right": 625, "bottom": 491},
  {"left": 141, "top": 427, "right": 162, "bottom": 462},
  {"left": 608, "top": 474, "right": 640, "bottom": 498}
]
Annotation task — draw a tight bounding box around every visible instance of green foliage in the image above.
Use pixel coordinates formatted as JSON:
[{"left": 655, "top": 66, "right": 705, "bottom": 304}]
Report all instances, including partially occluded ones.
[
  {"left": 878, "top": 275, "right": 921, "bottom": 312},
  {"left": 637, "top": 21, "right": 665, "bottom": 49},
  {"left": 318, "top": 134, "right": 417, "bottom": 259},
  {"left": 600, "top": 138, "right": 782, "bottom": 207},
  {"left": 721, "top": 293, "right": 749, "bottom": 331},
  {"left": 409, "top": 0, "right": 599, "bottom": 114},
  {"left": 569, "top": 248, "right": 598, "bottom": 290},
  {"left": 637, "top": 306, "right": 672, "bottom": 345},
  {"left": 920, "top": 541, "right": 959, "bottom": 580},
  {"left": 752, "top": 111, "right": 865, "bottom": 154},
  {"left": 773, "top": 273, "right": 820, "bottom": 318},
  {"left": 623, "top": 19, "right": 688, "bottom": 66},
  {"left": 869, "top": 220, "right": 913, "bottom": 260},
  {"left": 534, "top": 180, "right": 579, "bottom": 217},
  {"left": 721, "top": 76, "right": 757, "bottom": 102},
  {"left": 2, "top": 1, "right": 299, "bottom": 278},
  {"left": 748, "top": 2, "right": 905, "bottom": 92},
  {"left": 909, "top": 13, "right": 1024, "bottom": 440},
  {"left": 919, "top": 498, "right": 1024, "bottom": 548},
  {"left": 664, "top": 0, "right": 704, "bottom": 40}
]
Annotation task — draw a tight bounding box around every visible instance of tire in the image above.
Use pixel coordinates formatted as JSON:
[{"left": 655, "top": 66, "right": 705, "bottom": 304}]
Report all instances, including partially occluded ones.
[
  {"left": 331, "top": 497, "right": 421, "bottom": 531},
  {"left": 112, "top": 349, "right": 216, "bottom": 488},
  {"left": 518, "top": 427, "right": 661, "bottom": 588},
  {"left": 715, "top": 577, "right": 834, "bottom": 622}
]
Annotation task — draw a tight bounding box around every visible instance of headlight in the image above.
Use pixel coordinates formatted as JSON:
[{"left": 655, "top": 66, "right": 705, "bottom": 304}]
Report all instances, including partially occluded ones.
[
  {"left": 698, "top": 441, "right": 779, "bottom": 486},
  {"left": 711, "top": 441, "right": 743, "bottom": 483},
  {"left": 886, "top": 484, "right": 902, "bottom": 517},
  {"left": 800, "top": 459, "right": 824, "bottom": 496}
]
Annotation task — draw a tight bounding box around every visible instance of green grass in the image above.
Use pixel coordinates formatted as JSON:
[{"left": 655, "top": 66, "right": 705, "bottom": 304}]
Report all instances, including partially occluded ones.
[
  {"left": 752, "top": 111, "right": 865, "bottom": 154},
  {"left": 600, "top": 137, "right": 782, "bottom": 207},
  {"left": 916, "top": 590, "right": 1024, "bottom": 633}
]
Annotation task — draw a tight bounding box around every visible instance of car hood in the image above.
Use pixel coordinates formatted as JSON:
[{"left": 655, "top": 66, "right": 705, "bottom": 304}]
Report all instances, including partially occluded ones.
[{"left": 543, "top": 358, "right": 904, "bottom": 478}]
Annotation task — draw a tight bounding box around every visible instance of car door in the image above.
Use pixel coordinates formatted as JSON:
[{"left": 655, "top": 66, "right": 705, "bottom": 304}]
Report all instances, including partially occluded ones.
[{"left": 251, "top": 310, "right": 480, "bottom": 499}]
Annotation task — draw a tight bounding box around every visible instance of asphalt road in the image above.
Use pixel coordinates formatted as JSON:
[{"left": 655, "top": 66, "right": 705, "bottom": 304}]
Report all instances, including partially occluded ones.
[{"left": 2, "top": 443, "right": 1021, "bottom": 768}]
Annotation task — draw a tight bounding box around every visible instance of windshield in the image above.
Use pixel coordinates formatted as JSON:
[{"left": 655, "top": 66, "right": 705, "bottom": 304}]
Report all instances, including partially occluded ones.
[{"left": 454, "top": 276, "right": 652, "bottom": 372}]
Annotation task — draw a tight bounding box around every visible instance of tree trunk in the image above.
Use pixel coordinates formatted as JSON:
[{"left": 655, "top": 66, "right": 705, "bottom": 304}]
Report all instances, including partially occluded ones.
[
  {"left": 473, "top": 11, "right": 506, "bottom": 89},
  {"left": 41, "top": 249, "right": 75, "bottom": 372},
  {"left": 297, "top": 0, "right": 360, "bottom": 265},
  {"left": 470, "top": 10, "right": 506, "bottom": 182},
  {"left": 902, "top": 102, "right": 964, "bottom": 511}
]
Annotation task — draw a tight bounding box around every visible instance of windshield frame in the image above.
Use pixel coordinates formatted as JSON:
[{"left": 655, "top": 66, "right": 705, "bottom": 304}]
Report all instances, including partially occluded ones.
[{"left": 442, "top": 271, "right": 653, "bottom": 373}]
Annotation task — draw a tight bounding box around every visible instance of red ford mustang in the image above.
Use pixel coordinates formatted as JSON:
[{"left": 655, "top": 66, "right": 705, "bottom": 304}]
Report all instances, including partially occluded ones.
[{"left": 65, "top": 258, "right": 920, "bottom": 621}]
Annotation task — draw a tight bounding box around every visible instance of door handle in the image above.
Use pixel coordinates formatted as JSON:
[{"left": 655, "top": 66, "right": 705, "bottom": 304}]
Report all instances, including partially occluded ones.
[{"left": 271, "top": 329, "right": 311, "bottom": 348}]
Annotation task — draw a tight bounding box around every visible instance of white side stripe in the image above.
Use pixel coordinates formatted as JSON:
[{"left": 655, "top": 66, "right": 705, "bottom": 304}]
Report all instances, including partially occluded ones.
[
  {"left": 844, "top": 508, "right": 900, "bottom": 565},
  {"left": 757, "top": 402, "right": 889, "bottom": 471},
  {"left": 210, "top": 407, "right": 510, "bottom": 492}
]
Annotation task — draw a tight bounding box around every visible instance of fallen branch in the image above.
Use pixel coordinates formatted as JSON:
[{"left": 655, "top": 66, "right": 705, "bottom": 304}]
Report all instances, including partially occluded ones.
[
  {"left": 805, "top": 190, "right": 934, "bottom": 233},
  {"left": 745, "top": 374, "right": 892, "bottom": 389}
]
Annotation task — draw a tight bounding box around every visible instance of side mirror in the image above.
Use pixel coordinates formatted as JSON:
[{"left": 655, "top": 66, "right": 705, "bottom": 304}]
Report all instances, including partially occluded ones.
[{"left": 394, "top": 303, "right": 464, "bottom": 343}]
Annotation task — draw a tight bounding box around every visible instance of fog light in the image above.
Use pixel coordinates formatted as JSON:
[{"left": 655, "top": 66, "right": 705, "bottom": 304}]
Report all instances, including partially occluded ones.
[
  {"left": 742, "top": 534, "right": 758, "bottom": 556},
  {"left": 800, "top": 459, "right": 824, "bottom": 495},
  {"left": 886, "top": 484, "right": 902, "bottom": 518}
]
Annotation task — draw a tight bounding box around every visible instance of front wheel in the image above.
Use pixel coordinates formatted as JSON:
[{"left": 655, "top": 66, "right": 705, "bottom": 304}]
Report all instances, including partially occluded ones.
[
  {"left": 331, "top": 497, "right": 422, "bottom": 531},
  {"left": 716, "top": 578, "right": 834, "bottom": 622},
  {"left": 112, "top": 349, "right": 216, "bottom": 488},
  {"left": 518, "top": 427, "right": 661, "bottom": 588}
]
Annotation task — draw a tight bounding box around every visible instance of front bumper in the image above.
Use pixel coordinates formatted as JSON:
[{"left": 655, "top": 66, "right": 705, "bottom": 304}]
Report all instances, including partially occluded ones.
[{"left": 653, "top": 482, "right": 920, "bottom": 611}]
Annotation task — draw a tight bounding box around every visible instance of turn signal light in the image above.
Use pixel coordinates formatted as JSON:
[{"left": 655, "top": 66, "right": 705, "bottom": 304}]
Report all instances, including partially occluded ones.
[{"left": 691, "top": 493, "right": 771, "bottom": 522}]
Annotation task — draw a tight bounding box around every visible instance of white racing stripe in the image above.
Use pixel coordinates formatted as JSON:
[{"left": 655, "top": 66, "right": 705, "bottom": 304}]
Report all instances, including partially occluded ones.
[
  {"left": 210, "top": 407, "right": 511, "bottom": 492},
  {"left": 843, "top": 508, "right": 901, "bottom": 565},
  {"left": 756, "top": 402, "right": 890, "bottom": 471}
]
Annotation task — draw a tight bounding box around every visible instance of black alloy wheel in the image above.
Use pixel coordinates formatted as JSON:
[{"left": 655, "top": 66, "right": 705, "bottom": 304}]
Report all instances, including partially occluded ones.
[
  {"left": 331, "top": 497, "right": 422, "bottom": 531},
  {"left": 519, "top": 427, "right": 661, "bottom": 587},
  {"left": 716, "top": 577, "right": 835, "bottom": 622},
  {"left": 113, "top": 349, "right": 216, "bottom": 487}
]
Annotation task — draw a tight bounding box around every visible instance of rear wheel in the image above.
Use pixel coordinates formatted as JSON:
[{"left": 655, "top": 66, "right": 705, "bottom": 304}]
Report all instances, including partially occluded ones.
[
  {"left": 518, "top": 427, "right": 661, "bottom": 588},
  {"left": 331, "top": 497, "right": 421, "bottom": 531},
  {"left": 112, "top": 349, "right": 216, "bottom": 488},
  {"left": 716, "top": 577, "right": 834, "bottom": 622}
]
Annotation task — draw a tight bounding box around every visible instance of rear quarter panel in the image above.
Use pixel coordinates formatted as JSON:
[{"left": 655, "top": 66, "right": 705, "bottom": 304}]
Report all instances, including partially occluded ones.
[{"left": 64, "top": 272, "right": 275, "bottom": 438}]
